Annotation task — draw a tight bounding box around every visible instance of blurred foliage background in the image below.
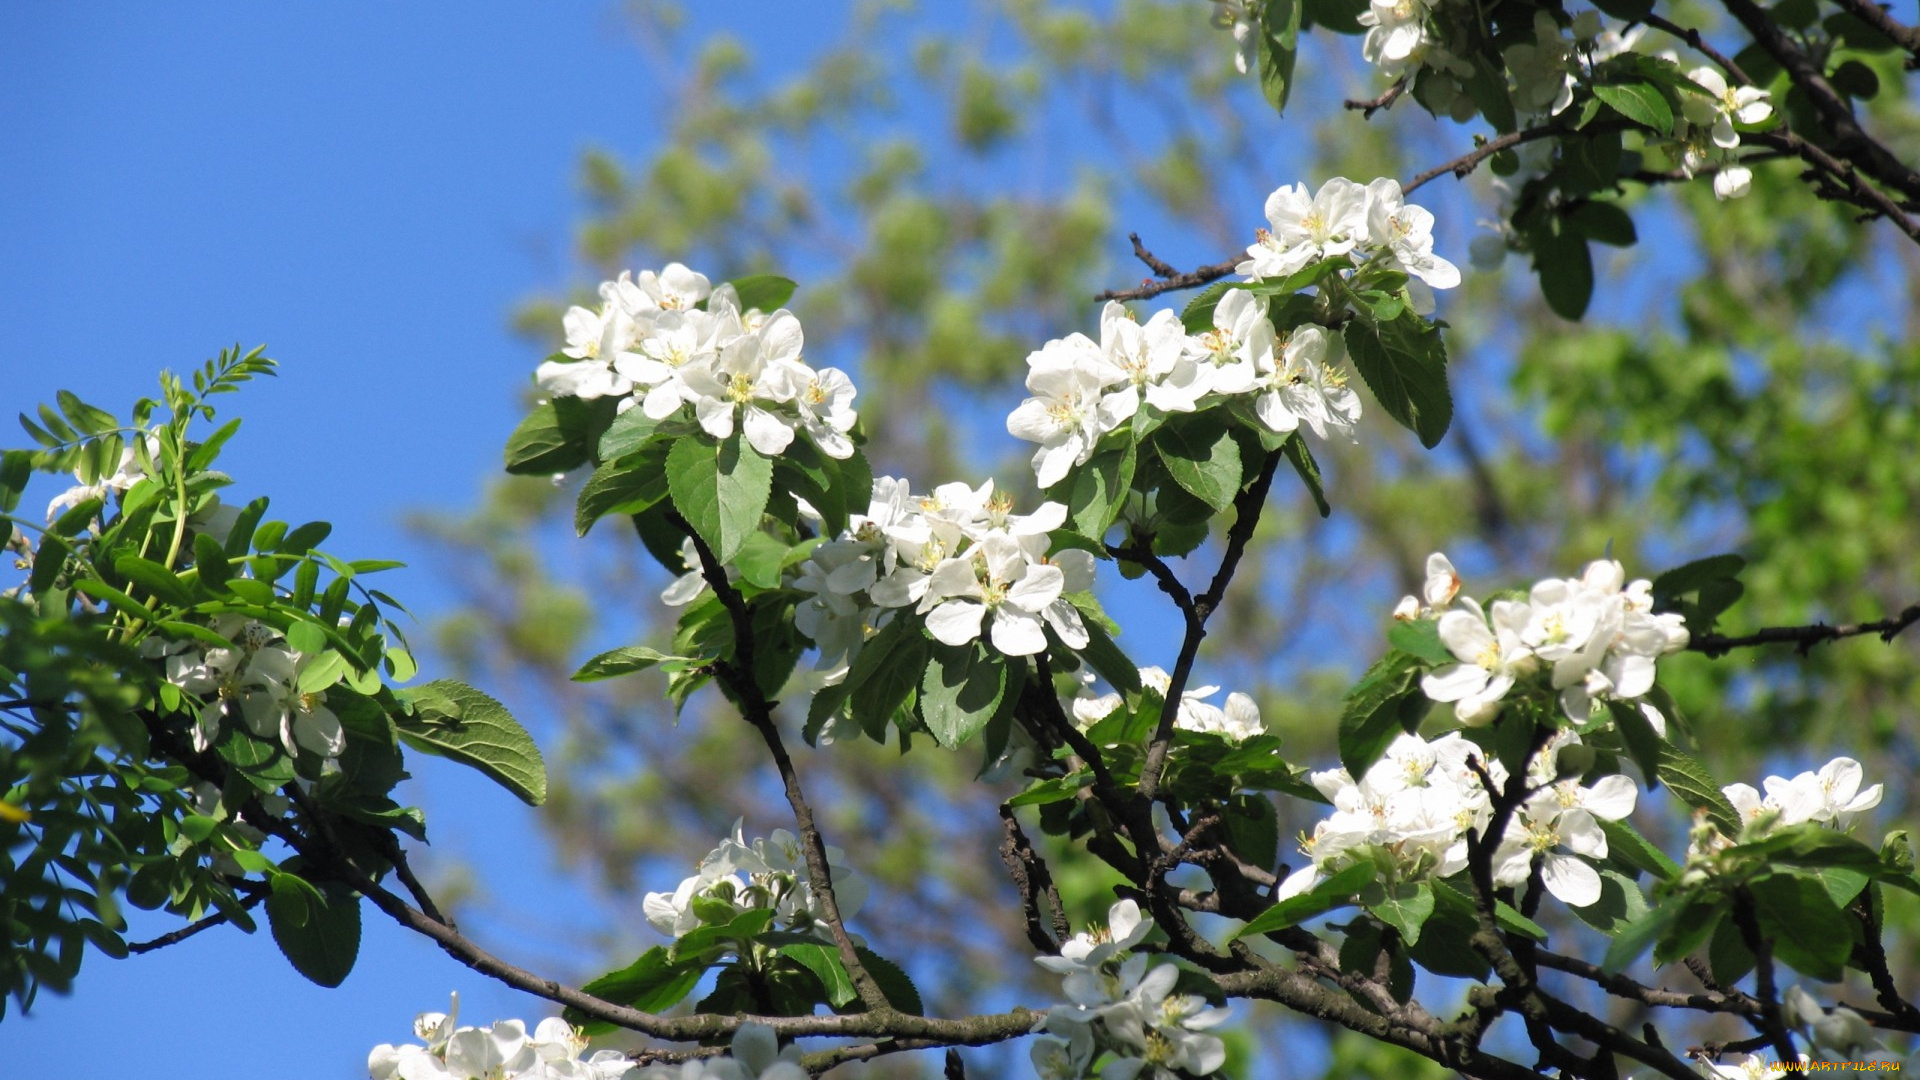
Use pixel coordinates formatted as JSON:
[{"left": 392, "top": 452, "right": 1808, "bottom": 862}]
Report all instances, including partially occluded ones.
[{"left": 409, "top": 1, "right": 1919, "bottom": 1074}]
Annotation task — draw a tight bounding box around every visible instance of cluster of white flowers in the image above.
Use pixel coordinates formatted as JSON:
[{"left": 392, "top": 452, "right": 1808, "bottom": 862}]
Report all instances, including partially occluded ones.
[
  {"left": 1721, "top": 756, "right": 1884, "bottom": 833},
  {"left": 1405, "top": 552, "right": 1688, "bottom": 726},
  {"left": 1032, "top": 899, "right": 1230, "bottom": 1080},
  {"left": 1071, "top": 666, "right": 1265, "bottom": 742},
  {"left": 1007, "top": 296, "right": 1363, "bottom": 490},
  {"left": 792, "top": 476, "right": 1096, "bottom": 671},
  {"left": 1239, "top": 177, "right": 1459, "bottom": 302},
  {"left": 535, "top": 264, "right": 858, "bottom": 460},
  {"left": 1674, "top": 65, "right": 1775, "bottom": 200},
  {"left": 633, "top": 1024, "right": 805, "bottom": 1080},
  {"left": 1279, "top": 729, "right": 1638, "bottom": 908},
  {"left": 1276, "top": 731, "right": 1494, "bottom": 901},
  {"left": 368, "top": 995, "right": 633, "bottom": 1080},
  {"left": 145, "top": 613, "right": 346, "bottom": 759},
  {"left": 642, "top": 821, "right": 867, "bottom": 941}
]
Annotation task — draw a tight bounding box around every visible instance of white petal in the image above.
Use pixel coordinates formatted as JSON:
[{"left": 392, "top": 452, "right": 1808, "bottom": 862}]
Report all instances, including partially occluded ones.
[
  {"left": 989, "top": 607, "right": 1048, "bottom": 656},
  {"left": 1542, "top": 854, "right": 1603, "bottom": 907},
  {"left": 925, "top": 601, "right": 986, "bottom": 646}
]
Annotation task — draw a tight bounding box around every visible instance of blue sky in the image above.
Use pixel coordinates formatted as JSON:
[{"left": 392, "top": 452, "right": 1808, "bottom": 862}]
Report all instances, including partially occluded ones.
[{"left": 0, "top": 4, "right": 837, "bottom": 1076}]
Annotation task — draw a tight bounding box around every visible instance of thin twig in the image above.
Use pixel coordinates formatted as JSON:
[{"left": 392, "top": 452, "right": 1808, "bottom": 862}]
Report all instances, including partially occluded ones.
[
  {"left": 1825, "top": 0, "right": 1920, "bottom": 64},
  {"left": 1345, "top": 78, "right": 1408, "bottom": 118},
  {"left": 126, "top": 888, "right": 266, "bottom": 954},
  {"left": 1127, "top": 232, "right": 1181, "bottom": 279},
  {"left": 997, "top": 804, "right": 1067, "bottom": 954},
  {"left": 666, "top": 511, "right": 892, "bottom": 1015},
  {"left": 1689, "top": 603, "right": 1920, "bottom": 657},
  {"left": 1730, "top": 885, "right": 1801, "bottom": 1066}
]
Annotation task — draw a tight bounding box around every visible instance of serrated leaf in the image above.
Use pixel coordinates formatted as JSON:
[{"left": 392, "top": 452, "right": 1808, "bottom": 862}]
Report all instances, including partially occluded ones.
[
  {"left": 575, "top": 448, "right": 670, "bottom": 536},
  {"left": 1657, "top": 744, "right": 1740, "bottom": 831},
  {"left": 1338, "top": 651, "right": 1422, "bottom": 777},
  {"left": 853, "top": 946, "right": 923, "bottom": 1014},
  {"left": 763, "top": 932, "right": 857, "bottom": 1008},
  {"left": 396, "top": 680, "right": 547, "bottom": 806},
  {"left": 573, "top": 645, "right": 687, "bottom": 682},
  {"left": 504, "top": 400, "right": 586, "bottom": 475},
  {"left": 568, "top": 946, "right": 704, "bottom": 1034},
  {"left": 1369, "top": 881, "right": 1436, "bottom": 946},
  {"left": 1386, "top": 619, "right": 1451, "bottom": 665},
  {"left": 1748, "top": 872, "right": 1853, "bottom": 980},
  {"left": 1280, "top": 433, "right": 1329, "bottom": 517},
  {"left": 266, "top": 877, "right": 361, "bottom": 988},
  {"left": 1592, "top": 81, "right": 1674, "bottom": 133},
  {"left": 667, "top": 434, "right": 772, "bottom": 564},
  {"left": 1155, "top": 413, "right": 1241, "bottom": 512},
  {"left": 1608, "top": 699, "right": 1664, "bottom": 791},
  {"left": 1343, "top": 312, "right": 1452, "bottom": 448},
  {"left": 1062, "top": 441, "right": 1137, "bottom": 541},
  {"left": 1179, "top": 281, "right": 1244, "bottom": 334},
  {"left": 1600, "top": 818, "right": 1679, "bottom": 881},
  {"left": 920, "top": 643, "right": 1007, "bottom": 749}
]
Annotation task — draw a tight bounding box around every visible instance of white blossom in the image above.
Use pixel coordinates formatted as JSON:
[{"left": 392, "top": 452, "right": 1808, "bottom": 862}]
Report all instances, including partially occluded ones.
[
  {"left": 1007, "top": 333, "right": 1137, "bottom": 489},
  {"left": 1238, "top": 178, "right": 1370, "bottom": 281}
]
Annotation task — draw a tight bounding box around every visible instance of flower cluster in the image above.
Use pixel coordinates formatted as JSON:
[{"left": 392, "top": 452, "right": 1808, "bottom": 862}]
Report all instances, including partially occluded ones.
[
  {"left": 1033, "top": 899, "right": 1230, "bottom": 1080},
  {"left": 1277, "top": 731, "right": 1495, "bottom": 902},
  {"left": 1239, "top": 177, "right": 1460, "bottom": 302},
  {"left": 535, "top": 265, "right": 858, "bottom": 459},
  {"left": 368, "top": 995, "right": 633, "bottom": 1080},
  {"left": 1408, "top": 552, "right": 1688, "bottom": 726},
  {"left": 1674, "top": 64, "right": 1775, "bottom": 200},
  {"left": 1071, "top": 666, "right": 1266, "bottom": 742},
  {"left": 792, "top": 477, "right": 1096, "bottom": 669},
  {"left": 1721, "top": 756, "right": 1884, "bottom": 833},
  {"left": 146, "top": 614, "right": 347, "bottom": 759},
  {"left": 642, "top": 821, "right": 867, "bottom": 941},
  {"left": 1280, "top": 729, "right": 1638, "bottom": 908},
  {"left": 1007, "top": 296, "right": 1362, "bottom": 490}
]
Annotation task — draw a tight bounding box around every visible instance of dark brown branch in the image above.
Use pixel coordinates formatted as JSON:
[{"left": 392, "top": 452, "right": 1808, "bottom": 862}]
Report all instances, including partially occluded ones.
[
  {"left": 1825, "top": 0, "right": 1920, "bottom": 64},
  {"left": 1405, "top": 121, "right": 1627, "bottom": 195},
  {"left": 1095, "top": 257, "right": 1240, "bottom": 303},
  {"left": 997, "top": 804, "right": 1067, "bottom": 954},
  {"left": 1127, "top": 232, "right": 1181, "bottom": 278},
  {"left": 1533, "top": 949, "right": 1758, "bottom": 1016},
  {"left": 1689, "top": 602, "right": 1920, "bottom": 657},
  {"left": 667, "top": 511, "right": 891, "bottom": 1014},
  {"left": 1643, "top": 14, "right": 1757, "bottom": 86},
  {"left": 1345, "top": 78, "right": 1409, "bottom": 118},
  {"left": 1854, "top": 891, "right": 1920, "bottom": 1027},
  {"left": 1719, "top": 0, "right": 1920, "bottom": 202},
  {"left": 1136, "top": 449, "right": 1284, "bottom": 804},
  {"left": 126, "top": 886, "right": 266, "bottom": 954},
  {"left": 1731, "top": 885, "right": 1801, "bottom": 1066}
]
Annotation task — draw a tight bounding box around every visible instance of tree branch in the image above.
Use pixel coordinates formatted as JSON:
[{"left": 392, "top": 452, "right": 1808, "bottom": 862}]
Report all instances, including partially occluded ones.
[
  {"left": 997, "top": 804, "right": 1068, "bottom": 954},
  {"left": 1825, "top": 0, "right": 1920, "bottom": 64},
  {"left": 1688, "top": 602, "right": 1920, "bottom": 657},
  {"left": 667, "top": 511, "right": 892, "bottom": 1015}
]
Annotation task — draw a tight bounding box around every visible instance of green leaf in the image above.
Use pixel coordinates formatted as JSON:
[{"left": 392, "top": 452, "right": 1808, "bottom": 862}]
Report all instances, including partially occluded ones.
[
  {"left": 763, "top": 932, "right": 857, "bottom": 1008},
  {"left": 1657, "top": 744, "right": 1741, "bottom": 832},
  {"left": 191, "top": 532, "right": 233, "bottom": 591},
  {"left": 919, "top": 643, "right": 1008, "bottom": 749},
  {"left": 1608, "top": 700, "right": 1664, "bottom": 792},
  {"left": 1602, "top": 900, "right": 1681, "bottom": 973},
  {"left": 1154, "top": 413, "right": 1242, "bottom": 513},
  {"left": 1073, "top": 617, "right": 1142, "bottom": 696},
  {"left": 1342, "top": 311, "right": 1452, "bottom": 448},
  {"left": 71, "top": 578, "right": 156, "bottom": 622},
  {"left": 568, "top": 946, "right": 704, "bottom": 1034},
  {"left": 1256, "top": 0, "right": 1302, "bottom": 114},
  {"left": 278, "top": 521, "right": 332, "bottom": 557},
  {"left": 0, "top": 449, "right": 32, "bottom": 513},
  {"left": 596, "top": 407, "right": 666, "bottom": 461},
  {"left": 112, "top": 554, "right": 194, "bottom": 608},
  {"left": 1386, "top": 619, "right": 1452, "bottom": 665},
  {"left": 266, "top": 877, "right": 361, "bottom": 988},
  {"left": 852, "top": 946, "right": 923, "bottom": 1014},
  {"left": 1532, "top": 225, "right": 1594, "bottom": 321},
  {"left": 504, "top": 399, "right": 589, "bottom": 475},
  {"left": 1566, "top": 201, "right": 1638, "bottom": 247},
  {"left": 50, "top": 496, "right": 102, "bottom": 537},
  {"left": 395, "top": 680, "right": 548, "bottom": 806},
  {"left": 1748, "top": 872, "right": 1853, "bottom": 980},
  {"left": 1234, "top": 861, "right": 1377, "bottom": 939},
  {"left": 1465, "top": 53, "right": 1517, "bottom": 134},
  {"left": 572, "top": 645, "right": 686, "bottom": 682},
  {"left": 834, "top": 619, "right": 924, "bottom": 741},
  {"left": 667, "top": 434, "right": 773, "bottom": 564},
  {"left": 575, "top": 446, "right": 671, "bottom": 536},
  {"left": 1592, "top": 81, "right": 1674, "bottom": 133},
  {"left": 726, "top": 274, "right": 798, "bottom": 313},
  {"left": 732, "top": 531, "right": 793, "bottom": 590},
  {"left": 1280, "top": 433, "right": 1330, "bottom": 517},
  {"left": 1338, "top": 651, "right": 1422, "bottom": 777},
  {"left": 1368, "top": 881, "right": 1436, "bottom": 946},
  {"left": 1569, "top": 868, "right": 1652, "bottom": 936},
  {"left": 1062, "top": 441, "right": 1137, "bottom": 541},
  {"left": 1600, "top": 818, "right": 1679, "bottom": 881}
]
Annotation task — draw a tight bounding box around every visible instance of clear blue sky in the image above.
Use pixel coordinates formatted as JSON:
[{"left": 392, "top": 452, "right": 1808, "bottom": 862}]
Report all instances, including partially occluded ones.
[{"left": 0, "top": 4, "right": 848, "bottom": 1077}]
